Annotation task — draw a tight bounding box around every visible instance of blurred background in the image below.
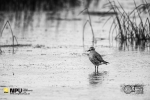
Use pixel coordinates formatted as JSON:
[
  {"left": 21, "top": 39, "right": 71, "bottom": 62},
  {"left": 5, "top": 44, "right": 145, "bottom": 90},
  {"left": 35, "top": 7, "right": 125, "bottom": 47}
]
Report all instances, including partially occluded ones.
[
  {"left": 0, "top": 1, "right": 150, "bottom": 100},
  {"left": 0, "top": 0, "right": 149, "bottom": 50}
]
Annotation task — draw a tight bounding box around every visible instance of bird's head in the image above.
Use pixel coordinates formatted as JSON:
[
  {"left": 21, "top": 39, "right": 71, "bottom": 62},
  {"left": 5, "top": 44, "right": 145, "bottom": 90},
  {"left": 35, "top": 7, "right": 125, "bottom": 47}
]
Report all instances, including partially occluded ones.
[{"left": 87, "top": 47, "right": 95, "bottom": 52}]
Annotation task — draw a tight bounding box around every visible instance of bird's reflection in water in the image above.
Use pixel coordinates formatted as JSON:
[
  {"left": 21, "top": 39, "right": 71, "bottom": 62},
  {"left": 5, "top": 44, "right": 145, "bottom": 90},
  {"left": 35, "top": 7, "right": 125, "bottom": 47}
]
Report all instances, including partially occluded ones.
[{"left": 89, "top": 71, "right": 108, "bottom": 86}]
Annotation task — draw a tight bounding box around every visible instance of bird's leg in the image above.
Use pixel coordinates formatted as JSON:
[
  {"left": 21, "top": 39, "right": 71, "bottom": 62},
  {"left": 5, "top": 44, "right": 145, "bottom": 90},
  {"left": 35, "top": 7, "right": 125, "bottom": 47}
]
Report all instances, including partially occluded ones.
[
  {"left": 95, "top": 66, "right": 96, "bottom": 72},
  {"left": 97, "top": 66, "right": 98, "bottom": 73}
]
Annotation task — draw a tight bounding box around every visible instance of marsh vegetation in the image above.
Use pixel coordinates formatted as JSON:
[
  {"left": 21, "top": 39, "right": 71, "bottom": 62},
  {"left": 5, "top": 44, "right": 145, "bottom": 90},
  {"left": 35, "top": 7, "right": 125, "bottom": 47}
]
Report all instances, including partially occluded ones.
[{"left": 0, "top": 0, "right": 150, "bottom": 100}]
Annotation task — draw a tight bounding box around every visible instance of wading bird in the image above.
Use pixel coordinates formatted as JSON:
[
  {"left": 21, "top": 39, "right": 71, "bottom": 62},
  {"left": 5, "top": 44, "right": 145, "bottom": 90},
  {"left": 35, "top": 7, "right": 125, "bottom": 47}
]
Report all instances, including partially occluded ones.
[{"left": 87, "top": 47, "right": 109, "bottom": 72}]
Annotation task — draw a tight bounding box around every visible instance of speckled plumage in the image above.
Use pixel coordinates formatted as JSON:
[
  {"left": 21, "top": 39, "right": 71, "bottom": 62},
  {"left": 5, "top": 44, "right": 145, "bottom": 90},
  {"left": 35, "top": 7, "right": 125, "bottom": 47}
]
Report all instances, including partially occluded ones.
[{"left": 88, "top": 47, "right": 108, "bottom": 72}]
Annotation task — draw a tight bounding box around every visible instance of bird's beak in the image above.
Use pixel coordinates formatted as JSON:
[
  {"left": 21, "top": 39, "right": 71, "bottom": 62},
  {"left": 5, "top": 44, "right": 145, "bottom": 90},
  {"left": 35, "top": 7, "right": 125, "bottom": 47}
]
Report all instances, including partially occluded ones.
[{"left": 87, "top": 50, "right": 90, "bottom": 52}]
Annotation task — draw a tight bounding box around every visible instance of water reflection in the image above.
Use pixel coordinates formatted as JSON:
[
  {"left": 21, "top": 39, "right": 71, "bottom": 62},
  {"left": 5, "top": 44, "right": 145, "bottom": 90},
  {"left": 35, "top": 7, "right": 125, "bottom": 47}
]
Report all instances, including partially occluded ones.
[
  {"left": 118, "top": 39, "right": 150, "bottom": 51},
  {"left": 0, "top": 0, "right": 83, "bottom": 38},
  {"left": 0, "top": 0, "right": 81, "bottom": 11},
  {"left": 88, "top": 71, "right": 107, "bottom": 86}
]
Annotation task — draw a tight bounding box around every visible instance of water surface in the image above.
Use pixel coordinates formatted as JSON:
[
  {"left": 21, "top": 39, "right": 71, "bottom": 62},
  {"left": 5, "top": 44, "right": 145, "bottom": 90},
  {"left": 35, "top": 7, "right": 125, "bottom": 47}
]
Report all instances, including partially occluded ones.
[{"left": 0, "top": 0, "right": 150, "bottom": 100}]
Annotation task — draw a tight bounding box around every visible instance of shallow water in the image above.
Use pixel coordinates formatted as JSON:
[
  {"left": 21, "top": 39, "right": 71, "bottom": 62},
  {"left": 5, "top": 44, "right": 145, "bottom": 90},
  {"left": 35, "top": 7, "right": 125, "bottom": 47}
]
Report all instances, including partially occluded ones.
[
  {"left": 0, "top": 0, "right": 150, "bottom": 100},
  {"left": 0, "top": 45, "right": 150, "bottom": 100}
]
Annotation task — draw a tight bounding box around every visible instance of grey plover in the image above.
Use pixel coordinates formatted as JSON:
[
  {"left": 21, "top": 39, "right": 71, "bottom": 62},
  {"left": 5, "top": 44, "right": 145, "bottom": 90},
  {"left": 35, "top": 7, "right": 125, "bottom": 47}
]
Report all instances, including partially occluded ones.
[{"left": 87, "top": 47, "right": 109, "bottom": 72}]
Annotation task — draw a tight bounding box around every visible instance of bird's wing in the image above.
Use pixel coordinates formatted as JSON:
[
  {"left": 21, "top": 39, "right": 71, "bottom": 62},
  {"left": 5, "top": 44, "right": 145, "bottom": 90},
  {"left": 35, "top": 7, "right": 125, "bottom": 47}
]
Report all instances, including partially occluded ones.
[
  {"left": 94, "top": 52, "right": 104, "bottom": 62},
  {"left": 89, "top": 57, "right": 99, "bottom": 65}
]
